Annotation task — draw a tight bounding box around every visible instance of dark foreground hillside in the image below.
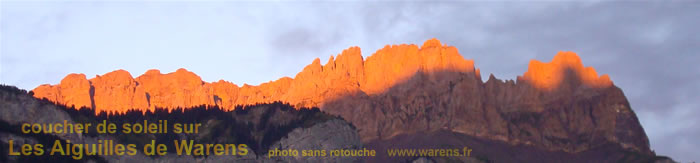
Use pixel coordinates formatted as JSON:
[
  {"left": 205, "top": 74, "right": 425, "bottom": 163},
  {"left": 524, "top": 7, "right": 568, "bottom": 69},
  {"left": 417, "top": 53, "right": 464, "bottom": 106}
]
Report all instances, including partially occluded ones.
[{"left": 0, "top": 85, "right": 362, "bottom": 163}]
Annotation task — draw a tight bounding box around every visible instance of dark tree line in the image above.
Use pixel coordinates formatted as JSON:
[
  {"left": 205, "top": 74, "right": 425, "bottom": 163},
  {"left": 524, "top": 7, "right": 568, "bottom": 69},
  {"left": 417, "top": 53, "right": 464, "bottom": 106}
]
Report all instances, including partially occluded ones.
[{"left": 0, "top": 84, "right": 341, "bottom": 158}]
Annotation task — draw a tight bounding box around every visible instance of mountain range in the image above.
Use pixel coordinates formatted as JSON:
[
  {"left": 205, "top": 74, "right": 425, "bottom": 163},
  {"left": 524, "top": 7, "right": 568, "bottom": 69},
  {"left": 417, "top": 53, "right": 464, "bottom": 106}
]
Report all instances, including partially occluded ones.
[{"left": 15, "top": 39, "right": 674, "bottom": 162}]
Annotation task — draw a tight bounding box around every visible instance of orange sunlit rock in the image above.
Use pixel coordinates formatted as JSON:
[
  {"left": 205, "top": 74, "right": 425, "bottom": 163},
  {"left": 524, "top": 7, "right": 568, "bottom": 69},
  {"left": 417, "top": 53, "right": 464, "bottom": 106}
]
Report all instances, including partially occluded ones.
[
  {"left": 89, "top": 69, "right": 137, "bottom": 113},
  {"left": 31, "top": 39, "right": 612, "bottom": 114},
  {"left": 48, "top": 73, "right": 93, "bottom": 109},
  {"left": 33, "top": 84, "right": 60, "bottom": 104},
  {"left": 520, "top": 51, "right": 612, "bottom": 90},
  {"left": 361, "top": 38, "right": 476, "bottom": 94}
]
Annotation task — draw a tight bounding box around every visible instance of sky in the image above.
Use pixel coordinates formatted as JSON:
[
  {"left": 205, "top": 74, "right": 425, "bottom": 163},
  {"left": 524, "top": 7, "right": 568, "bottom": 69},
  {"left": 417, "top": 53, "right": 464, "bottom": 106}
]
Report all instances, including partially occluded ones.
[{"left": 1, "top": 0, "right": 698, "bottom": 161}]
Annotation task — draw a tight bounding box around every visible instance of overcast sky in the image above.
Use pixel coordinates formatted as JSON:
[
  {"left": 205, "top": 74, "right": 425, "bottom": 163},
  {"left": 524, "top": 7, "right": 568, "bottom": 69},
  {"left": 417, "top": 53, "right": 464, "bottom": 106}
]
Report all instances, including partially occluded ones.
[{"left": 1, "top": 1, "right": 698, "bottom": 161}]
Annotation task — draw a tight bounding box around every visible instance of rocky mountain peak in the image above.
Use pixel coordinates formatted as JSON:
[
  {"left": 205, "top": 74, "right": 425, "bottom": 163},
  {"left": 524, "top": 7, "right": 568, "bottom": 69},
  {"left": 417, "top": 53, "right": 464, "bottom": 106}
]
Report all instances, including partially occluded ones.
[
  {"left": 521, "top": 51, "right": 613, "bottom": 90},
  {"left": 421, "top": 38, "right": 443, "bottom": 49},
  {"left": 32, "top": 39, "right": 610, "bottom": 114}
]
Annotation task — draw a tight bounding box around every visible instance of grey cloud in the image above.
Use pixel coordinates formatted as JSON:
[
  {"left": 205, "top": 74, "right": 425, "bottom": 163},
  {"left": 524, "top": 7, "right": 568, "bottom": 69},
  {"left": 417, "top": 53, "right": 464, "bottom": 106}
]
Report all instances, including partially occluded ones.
[
  {"left": 271, "top": 28, "right": 328, "bottom": 53},
  {"left": 264, "top": 3, "right": 354, "bottom": 58}
]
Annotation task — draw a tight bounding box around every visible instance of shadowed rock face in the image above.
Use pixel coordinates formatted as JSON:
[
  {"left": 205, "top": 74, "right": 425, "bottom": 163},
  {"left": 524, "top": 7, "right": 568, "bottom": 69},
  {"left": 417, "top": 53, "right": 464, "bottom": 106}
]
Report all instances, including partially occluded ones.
[
  {"left": 324, "top": 69, "right": 651, "bottom": 159},
  {"left": 31, "top": 39, "right": 659, "bottom": 161}
]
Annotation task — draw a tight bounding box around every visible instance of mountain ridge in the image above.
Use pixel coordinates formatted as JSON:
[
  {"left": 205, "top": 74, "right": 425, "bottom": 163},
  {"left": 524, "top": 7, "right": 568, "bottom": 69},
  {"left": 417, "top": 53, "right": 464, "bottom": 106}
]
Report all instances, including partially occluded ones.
[
  {"left": 32, "top": 38, "right": 611, "bottom": 113},
  {"left": 25, "top": 39, "right": 671, "bottom": 162}
]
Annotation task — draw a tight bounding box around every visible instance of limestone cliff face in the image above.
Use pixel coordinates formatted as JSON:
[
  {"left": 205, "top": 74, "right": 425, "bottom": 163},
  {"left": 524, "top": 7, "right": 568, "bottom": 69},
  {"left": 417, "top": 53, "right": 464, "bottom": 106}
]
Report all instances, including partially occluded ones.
[
  {"left": 32, "top": 39, "right": 652, "bottom": 157},
  {"left": 90, "top": 70, "right": 137, "bottom": 112},
  {"left": 521, "top": 51, "right": 612, "bottom": 91},
  {"left": 33, "top": 38, "right": 477, "bottom": 111},
  {"left": 266, "top": 119, "right": 363, "bottom": 163},
  {"left": 33, "top": 74, "right": 93, "bottom": 109}
]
